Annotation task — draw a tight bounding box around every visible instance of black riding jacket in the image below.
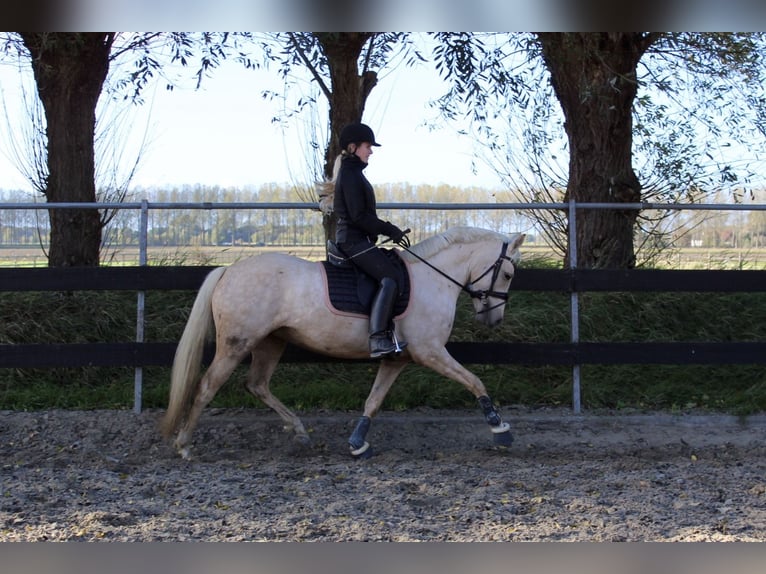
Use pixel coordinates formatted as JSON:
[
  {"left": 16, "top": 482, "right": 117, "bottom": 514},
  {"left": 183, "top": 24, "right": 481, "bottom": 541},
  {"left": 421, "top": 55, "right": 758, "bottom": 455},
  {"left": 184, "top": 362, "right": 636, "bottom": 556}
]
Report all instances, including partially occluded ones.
[{"left": 334, "top": 154, "right": 398, "bottom": 245}]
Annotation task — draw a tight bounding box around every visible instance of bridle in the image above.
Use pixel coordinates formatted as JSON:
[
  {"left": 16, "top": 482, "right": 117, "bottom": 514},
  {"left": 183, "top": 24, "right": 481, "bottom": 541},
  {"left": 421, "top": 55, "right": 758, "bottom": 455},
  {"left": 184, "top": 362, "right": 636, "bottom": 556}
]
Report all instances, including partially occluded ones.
[{"left": 399, "top": 240, "right": 515, "bottom": 315}]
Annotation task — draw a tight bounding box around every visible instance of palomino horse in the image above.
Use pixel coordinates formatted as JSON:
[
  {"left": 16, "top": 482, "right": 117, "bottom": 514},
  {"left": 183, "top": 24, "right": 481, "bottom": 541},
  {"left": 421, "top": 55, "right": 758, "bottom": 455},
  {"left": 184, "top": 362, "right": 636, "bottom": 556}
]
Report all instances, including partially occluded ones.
[{"left": 161, "top": 226, "right": 524, "bottom": 459}]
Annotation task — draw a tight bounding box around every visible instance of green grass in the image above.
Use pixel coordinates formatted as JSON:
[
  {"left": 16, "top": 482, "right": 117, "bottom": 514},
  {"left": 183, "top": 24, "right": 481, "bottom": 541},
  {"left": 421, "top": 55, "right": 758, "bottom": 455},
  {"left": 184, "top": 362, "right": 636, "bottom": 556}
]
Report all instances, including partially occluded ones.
[{"left": 1, "top": 268, "right": 765, "bottom": 414}]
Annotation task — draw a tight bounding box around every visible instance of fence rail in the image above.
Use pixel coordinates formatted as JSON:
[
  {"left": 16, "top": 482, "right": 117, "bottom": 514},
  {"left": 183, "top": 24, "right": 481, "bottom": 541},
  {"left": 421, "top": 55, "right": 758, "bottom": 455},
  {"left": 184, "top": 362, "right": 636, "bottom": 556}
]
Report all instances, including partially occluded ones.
[
  {"left": 2, "top": 265, "right": 765, "bottom": 404},
  {"left": 2, "top": 265, "right": 766, "bottom": 293},
  {"left": 2, "top": 200, "right": 765, "bottom": 414},
  {"left": 2, "top": 268, "right": 764, "bottom": 367}
]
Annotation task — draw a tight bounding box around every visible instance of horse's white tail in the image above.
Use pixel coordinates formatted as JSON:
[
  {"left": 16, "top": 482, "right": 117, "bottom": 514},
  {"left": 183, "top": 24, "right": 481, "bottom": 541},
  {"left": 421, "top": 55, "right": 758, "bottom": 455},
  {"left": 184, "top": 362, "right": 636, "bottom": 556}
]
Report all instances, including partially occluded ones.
[{"left": 160, "top": 266, "right": 227, "bottom": 439}]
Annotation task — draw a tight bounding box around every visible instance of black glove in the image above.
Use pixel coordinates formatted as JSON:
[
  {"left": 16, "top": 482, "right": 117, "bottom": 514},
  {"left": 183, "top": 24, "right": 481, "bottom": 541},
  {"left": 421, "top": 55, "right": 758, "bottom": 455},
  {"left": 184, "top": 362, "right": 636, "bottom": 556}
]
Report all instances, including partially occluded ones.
[
  {"left": 384, "top": 222, "right": 406, "bottom": 243},
  {"left": 386, "top": 224, "right": 410, "bottom": 248}
]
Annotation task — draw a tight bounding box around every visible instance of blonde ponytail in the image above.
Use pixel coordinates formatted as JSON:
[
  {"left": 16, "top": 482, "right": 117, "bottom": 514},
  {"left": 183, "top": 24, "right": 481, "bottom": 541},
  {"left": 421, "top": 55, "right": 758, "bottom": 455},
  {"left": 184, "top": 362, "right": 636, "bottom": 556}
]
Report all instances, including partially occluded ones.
[{"left": 316, "top": 153, "right": 344, "bottom": 215}]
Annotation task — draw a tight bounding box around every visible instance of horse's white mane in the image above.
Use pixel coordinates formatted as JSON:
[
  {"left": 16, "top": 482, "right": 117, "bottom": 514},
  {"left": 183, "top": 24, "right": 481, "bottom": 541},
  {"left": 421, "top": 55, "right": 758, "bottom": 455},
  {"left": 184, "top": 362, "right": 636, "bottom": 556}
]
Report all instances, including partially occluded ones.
[{"left": 401, "top": 226, "right": 522, "bottom": 263}]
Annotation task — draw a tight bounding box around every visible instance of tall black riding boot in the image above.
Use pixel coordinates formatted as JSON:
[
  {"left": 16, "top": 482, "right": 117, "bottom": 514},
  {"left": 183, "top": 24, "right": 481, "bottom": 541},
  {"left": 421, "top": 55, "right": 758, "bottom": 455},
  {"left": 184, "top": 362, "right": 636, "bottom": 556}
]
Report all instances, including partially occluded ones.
[{"left": 369, "top": 277, "right": 407, "bottom": 358}]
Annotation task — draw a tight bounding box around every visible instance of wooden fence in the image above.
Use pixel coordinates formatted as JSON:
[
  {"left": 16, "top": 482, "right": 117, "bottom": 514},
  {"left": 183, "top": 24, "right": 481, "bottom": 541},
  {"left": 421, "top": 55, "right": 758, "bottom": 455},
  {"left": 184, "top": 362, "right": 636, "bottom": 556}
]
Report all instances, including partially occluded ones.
[{"left": 1, "top": 265, "right": 765, "bottom": 412}]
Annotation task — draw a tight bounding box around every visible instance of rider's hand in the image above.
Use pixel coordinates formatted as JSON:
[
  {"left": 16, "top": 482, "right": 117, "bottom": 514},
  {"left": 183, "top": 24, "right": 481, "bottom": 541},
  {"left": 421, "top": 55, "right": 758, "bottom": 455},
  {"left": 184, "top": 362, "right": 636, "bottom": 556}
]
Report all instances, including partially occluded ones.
[
  {"left": 387, "top": 224, "right": 410, "bottom": 248},
  {"left": 384, "top": 223, "right": 406, "bottom": 243}
]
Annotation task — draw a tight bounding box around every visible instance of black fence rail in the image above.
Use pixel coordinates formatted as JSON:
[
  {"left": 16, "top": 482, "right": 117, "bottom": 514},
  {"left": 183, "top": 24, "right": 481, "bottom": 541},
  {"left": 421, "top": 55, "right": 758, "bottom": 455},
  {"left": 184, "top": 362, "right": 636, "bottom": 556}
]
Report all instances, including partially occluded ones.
[{"left": 2, "top": 265, "right": 765, "bottom": 370}]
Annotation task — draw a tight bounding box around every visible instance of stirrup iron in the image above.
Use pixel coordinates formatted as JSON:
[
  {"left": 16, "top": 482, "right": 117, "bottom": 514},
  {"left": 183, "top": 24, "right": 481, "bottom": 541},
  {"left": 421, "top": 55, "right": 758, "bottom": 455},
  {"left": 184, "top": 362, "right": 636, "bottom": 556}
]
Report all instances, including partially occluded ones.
[{"left": 391, "top": 328, "right": 405, "bottom": 354}]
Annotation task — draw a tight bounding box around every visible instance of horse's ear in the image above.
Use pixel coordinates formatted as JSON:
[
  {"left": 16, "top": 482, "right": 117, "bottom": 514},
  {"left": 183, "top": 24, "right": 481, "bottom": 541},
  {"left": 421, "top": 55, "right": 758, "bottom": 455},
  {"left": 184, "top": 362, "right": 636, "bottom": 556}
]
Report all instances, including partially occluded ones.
[
  {"left": 507, "top": 233, "right": 525, "bottom": 265},
  {"left": 510, "top": 233, "right": 525, "bottom": 250}
]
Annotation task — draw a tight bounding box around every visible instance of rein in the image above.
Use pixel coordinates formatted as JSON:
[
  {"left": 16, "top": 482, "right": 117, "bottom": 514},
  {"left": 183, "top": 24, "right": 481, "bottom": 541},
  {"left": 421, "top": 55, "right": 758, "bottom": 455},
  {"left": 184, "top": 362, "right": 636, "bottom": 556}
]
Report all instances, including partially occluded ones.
[{"left": 399, "top": 240, "right": 513, "bottom": 315}]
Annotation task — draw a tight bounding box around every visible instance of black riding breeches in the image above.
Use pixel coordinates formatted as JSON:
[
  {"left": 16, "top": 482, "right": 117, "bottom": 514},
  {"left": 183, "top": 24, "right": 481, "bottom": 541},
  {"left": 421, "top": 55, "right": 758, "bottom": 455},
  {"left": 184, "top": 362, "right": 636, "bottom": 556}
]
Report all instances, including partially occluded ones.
[{"left": 338, "top": 239, "right": 402, "bottom": 294}]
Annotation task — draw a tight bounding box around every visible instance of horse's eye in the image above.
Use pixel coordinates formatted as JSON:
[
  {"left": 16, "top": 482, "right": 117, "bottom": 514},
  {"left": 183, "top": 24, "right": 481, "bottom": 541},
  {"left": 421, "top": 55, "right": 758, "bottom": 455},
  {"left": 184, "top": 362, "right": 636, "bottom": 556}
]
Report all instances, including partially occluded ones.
[{"left": 504, "top": 272, "right": 512, "bottom": 280}]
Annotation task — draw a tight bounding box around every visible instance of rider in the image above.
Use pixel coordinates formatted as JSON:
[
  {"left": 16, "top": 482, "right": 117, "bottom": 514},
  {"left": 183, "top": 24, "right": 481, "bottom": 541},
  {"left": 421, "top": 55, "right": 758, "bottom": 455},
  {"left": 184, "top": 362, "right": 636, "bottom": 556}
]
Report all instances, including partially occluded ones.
[{"left": 333, "top": 122, "right": 409, "bottom": 358}]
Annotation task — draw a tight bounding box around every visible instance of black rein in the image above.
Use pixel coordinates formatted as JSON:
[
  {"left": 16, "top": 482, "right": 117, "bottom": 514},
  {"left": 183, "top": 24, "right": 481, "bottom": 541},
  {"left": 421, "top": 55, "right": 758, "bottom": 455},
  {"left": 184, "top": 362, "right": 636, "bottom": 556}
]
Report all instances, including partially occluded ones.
[{"left": 399, "top": 240, "right": 513, "bottom": 315}]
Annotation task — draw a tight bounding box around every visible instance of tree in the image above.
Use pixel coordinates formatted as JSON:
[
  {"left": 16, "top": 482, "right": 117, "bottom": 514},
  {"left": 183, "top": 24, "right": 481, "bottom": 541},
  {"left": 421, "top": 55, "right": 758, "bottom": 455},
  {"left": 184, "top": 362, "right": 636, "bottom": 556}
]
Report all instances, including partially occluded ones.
[
  {"left": 5, "top": 32, "right": 251, "bottom": 267},
  {"left": 537, "top": 33, "right": 658, "bottom": 268},
  {"left": 5, "top": 34, "right": 149, "bottom": 265},
  {"left": 287, "top": 33, "right": 375, "bottom": 243},
  {"left": 265, "top": 32, "right": 415, "bottom": 241},
  {"left": 433, "top": 32, "right": 766, "bottom": 268},
  {"left": 19, "top": 33, "right": 115, "bottom": 267}
]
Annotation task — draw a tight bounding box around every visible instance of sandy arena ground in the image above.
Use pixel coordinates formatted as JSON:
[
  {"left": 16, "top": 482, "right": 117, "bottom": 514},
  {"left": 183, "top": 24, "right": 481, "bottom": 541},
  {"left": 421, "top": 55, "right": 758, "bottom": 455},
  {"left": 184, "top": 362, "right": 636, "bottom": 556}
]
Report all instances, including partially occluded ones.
[{"left": 1, "top": 406, "right": 765, "bottom": 541}]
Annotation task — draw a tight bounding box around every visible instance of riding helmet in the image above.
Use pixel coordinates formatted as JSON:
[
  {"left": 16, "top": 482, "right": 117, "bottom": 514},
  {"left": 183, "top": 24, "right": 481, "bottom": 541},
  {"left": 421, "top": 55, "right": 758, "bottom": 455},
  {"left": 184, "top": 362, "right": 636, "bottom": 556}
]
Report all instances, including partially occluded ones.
[{"left": 339, "top": 122, "right": 381, "bottom": 149}]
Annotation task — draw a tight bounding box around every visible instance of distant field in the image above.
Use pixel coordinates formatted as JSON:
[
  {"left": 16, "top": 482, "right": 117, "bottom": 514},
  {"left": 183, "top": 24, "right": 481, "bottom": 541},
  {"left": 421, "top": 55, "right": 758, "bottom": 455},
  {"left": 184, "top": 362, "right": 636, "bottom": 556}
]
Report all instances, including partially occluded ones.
[
  {"left": 0, "top": 245, "right": 329, "bottom": 267},
  {"left": 1, "top": 244, "right": 765, "bottom": 269}
]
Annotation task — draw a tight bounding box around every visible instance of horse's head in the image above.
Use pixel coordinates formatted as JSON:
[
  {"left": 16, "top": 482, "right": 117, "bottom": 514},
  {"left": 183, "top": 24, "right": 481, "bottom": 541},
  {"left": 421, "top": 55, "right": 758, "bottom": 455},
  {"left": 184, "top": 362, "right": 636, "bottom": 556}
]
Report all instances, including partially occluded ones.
[{"left": 467, "top": 232, "right": 525, "bottom": 327}]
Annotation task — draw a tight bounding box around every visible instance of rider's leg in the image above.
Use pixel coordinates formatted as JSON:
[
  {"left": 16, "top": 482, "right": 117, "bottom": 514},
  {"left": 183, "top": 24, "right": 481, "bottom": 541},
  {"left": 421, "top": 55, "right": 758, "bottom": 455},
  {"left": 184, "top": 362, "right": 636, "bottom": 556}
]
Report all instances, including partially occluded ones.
[
  {"left": 339, "top": 241, "right": 407, "bottom": 358},
  {"left": 369, "top": 277, "right": 404, "bottom": 358}
]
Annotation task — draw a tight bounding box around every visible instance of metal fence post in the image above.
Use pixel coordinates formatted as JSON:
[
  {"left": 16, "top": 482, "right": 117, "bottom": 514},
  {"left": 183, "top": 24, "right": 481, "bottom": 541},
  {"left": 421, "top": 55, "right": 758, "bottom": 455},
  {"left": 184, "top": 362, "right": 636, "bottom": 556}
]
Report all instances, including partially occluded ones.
[
  {"left": 569, "top": 198, "right": 581, "bottom": 414},
  {"left": 133, "top": 199, "right": 149, "bottom": 413}
]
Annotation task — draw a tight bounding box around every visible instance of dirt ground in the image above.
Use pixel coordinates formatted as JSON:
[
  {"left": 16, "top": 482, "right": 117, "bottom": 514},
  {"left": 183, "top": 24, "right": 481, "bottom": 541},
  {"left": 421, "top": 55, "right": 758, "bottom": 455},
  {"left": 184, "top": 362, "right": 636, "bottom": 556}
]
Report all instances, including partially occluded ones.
[{"left": 1, "top": 406, "right": 765, "bottom": 541}]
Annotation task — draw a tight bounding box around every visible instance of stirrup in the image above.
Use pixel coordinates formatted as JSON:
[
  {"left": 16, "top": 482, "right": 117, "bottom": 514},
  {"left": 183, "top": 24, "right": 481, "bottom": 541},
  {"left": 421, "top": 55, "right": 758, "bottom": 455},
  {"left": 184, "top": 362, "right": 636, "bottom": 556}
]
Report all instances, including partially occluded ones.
[
  {"left": 391, "top": 328, "right": 407, "bottom": 354},
  {"left": 369, "top": 330, "right": 407, "bottom": 359}
]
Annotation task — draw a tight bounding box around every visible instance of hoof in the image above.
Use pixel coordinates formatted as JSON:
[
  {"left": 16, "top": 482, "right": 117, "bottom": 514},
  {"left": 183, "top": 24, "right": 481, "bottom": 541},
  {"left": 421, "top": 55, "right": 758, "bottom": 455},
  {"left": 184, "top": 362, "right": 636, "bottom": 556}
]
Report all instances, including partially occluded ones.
[
  {"left": 491, "top": 422, "right": 513, "bottom": 446},
  {"left": 350, "top": 441, "right": 373, "bottom": 459},
  {"left": 294, "top": 433, "right": 311, "bottom": 445},
  {"left": 178, "top": 447, "right": 192, "bottom": 460},
  {"left": 290, "top": 433, "right": 312, "bottom": 451},
  {"left": 493, "top": 432, "right": 513, "bottom": 447}
]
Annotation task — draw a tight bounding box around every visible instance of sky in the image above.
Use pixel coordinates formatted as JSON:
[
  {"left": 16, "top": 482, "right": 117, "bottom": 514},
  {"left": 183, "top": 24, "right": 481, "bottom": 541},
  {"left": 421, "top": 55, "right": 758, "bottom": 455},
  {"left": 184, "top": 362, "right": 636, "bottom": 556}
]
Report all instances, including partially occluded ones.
[
  {"left": 4, "top": 30, "right": 766, "bottom": 200},
  {"left": 0, "top": 46, "right": 506, "bottom": 195}
]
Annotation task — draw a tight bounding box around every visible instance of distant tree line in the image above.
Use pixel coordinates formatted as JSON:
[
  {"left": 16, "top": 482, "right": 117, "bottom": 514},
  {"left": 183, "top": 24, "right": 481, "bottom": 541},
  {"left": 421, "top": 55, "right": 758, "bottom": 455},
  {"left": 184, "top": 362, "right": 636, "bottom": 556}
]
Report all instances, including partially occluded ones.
[
  {"left": 0, "top": 183, "right": 532, "bottom": 249},
  {"left": 2, "top": 186, "right": 764, "bottom": 257}
]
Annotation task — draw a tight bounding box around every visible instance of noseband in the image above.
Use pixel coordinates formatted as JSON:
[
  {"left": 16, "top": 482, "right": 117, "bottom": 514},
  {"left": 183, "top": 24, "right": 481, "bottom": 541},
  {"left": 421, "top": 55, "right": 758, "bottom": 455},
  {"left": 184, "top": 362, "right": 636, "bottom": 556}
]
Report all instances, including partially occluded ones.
[{"left": 401, "top": 241, "right": 514, "bottom": 315}]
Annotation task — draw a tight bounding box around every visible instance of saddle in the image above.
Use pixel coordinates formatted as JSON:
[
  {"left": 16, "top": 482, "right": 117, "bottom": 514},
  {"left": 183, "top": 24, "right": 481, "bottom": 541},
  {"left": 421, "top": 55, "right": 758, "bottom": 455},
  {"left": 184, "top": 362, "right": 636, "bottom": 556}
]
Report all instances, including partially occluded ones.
[{"left": 321, "top": 241, "right": 411, "bottom": 317}]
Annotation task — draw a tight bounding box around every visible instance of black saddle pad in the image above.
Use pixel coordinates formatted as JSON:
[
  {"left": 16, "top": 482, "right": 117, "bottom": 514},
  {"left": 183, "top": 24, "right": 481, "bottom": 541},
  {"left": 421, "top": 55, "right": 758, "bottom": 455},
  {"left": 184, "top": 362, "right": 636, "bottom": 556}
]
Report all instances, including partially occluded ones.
[{"left": 321, "top": 249, "right": 410, "bottom": 317}]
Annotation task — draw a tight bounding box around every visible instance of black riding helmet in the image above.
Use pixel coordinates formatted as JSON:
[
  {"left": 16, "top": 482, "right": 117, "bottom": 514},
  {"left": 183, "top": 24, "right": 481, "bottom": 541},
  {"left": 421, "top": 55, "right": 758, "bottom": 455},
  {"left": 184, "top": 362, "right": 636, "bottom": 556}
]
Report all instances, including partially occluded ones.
[{"left": 339, "top": 122, "right": 381, "bottom": 149}]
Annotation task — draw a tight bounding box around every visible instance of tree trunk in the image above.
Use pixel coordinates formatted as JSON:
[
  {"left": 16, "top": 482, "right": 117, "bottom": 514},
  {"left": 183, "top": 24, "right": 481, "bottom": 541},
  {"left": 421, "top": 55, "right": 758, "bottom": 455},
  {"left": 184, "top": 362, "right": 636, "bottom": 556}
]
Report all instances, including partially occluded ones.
[
  {"left": 538, "top": 33, "right": 657, "bottom": 269},
  {"left": 316, "top": 33, "right": 377, "bottom": 243},
  {"left": 21, "top": 33, "right": 114, "bottom": 267}
]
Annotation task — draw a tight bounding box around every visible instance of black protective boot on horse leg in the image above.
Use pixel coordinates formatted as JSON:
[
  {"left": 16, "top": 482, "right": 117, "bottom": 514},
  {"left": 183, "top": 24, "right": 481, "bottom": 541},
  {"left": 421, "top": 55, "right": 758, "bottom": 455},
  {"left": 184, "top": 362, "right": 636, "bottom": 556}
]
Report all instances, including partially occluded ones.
[
  {"left": 348, "top": 415, "right": 373, "bottom": 458},
  {"left": 369, "top": 277, "right": 407, "bottom": 358},
  {"left": 478, "top": 395, "right": 514, "bottom": 447}
]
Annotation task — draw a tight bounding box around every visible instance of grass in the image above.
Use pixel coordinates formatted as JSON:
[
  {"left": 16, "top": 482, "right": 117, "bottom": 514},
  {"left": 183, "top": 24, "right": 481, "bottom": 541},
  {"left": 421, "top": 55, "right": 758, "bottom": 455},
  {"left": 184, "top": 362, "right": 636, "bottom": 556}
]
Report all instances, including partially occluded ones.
[{"left": 1, "top": 263, "right": 765, "bottom": 414}]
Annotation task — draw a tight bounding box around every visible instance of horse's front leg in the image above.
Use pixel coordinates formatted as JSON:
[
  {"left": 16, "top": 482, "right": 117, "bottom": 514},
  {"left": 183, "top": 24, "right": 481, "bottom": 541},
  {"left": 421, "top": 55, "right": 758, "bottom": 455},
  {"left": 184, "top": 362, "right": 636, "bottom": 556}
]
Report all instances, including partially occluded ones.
[
  {"left": 348, "top": 358, "right": 408, "bottom": 458},
  {"left": 477, "top": 395, "right": 513, "bottom": 446},
  {"left": 412, "top": 347, "right": 514, "bottom": 447}
]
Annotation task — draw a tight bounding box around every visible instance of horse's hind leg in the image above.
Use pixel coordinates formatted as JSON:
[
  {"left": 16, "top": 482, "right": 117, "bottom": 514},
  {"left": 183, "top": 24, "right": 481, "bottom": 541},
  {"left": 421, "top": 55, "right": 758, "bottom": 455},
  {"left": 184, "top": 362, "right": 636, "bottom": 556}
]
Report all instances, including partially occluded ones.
[
  {"left": 244, "top": 335, "right": 309, "bottom": 444},
  {"left": 348, "top": 358, "right": 408, "bottom": 458},
  {"left": 175, "top": 353, "right": 243, "bottom": 459}
]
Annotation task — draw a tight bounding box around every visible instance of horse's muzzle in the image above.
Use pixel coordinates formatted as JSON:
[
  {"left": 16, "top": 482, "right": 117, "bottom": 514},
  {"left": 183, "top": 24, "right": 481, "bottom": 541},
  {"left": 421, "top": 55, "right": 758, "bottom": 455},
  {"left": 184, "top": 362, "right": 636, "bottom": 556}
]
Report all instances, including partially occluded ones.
[{"left": 477, "top": 309, "right": 504, "bottom": 327}]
